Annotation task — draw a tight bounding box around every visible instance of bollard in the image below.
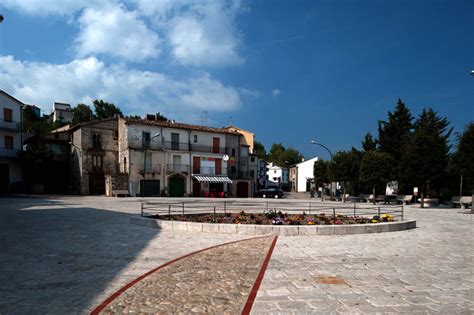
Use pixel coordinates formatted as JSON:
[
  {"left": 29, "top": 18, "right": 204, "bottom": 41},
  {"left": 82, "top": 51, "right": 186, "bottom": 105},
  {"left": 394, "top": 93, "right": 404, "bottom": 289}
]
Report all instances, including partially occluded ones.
[
  {"left": 213, "top": 206, "right": 216, "bottom": 221},
  {"left": 353, "top": 203, "right": 356, "bottom": 217},
  {"left": 377, "top": 207, "right": 381, "bottom": 218},
  {"left": 182, "top": 202, "right": 185, "bottom": 215},
  {"left": 401, "top": 205, "right": 404, "bottom": 221},
  {"left": 309, "top": 202, "right": 312, "bottom": 215},
  {"left": 141, "top": 202, "right": 144, "bottom": 217},
  {"left": 224, "top": 201, "right": 227, "bottom": 214},
  {"left": 333, "top": 208, "right": 336, "bottom": 218},
  {"left": 168, "top": 204, "right": 171, "bottom": 220}
]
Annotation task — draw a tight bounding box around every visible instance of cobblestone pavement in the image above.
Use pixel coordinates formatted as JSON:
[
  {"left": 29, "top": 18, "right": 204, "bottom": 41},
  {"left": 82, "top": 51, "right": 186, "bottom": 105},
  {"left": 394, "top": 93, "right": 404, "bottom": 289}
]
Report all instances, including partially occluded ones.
[
  {"left": 1, "top": 196, "right": 473, "bottom": 314},
  {"left": 253, "top": 206, "right": 474, "bottom": 314},
  {"left": 98, "top": 235, "right": 274, "bottom": 314}
]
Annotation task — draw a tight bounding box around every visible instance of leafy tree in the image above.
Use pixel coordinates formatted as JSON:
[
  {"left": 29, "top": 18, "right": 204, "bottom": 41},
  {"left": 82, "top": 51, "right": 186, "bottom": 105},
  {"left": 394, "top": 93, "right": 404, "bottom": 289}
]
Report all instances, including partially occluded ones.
[
  {"left": 359, "top": 151, "right": 396, "bottom": 202},
  {"left": 328, "top": 148, "right": 362, "bottom": 197},
  {"left": 399, "top": 108, "right": 452, "bottom": 197},
  {"left": 361, "top": 132, "right": 377, "bottom": 152},
  {"left": 93, "top": 99, "right": 123, "bottom": 119},
  {"left": 378, "top": 98, "right": 413, "bottom": 160},
  {"left": 268, "top": 143, "right": 303, "bottom": 166},
  {"left": 72, "top": 103, "right": 94, "bottom": 124},
  {"left": 449, "top": 123, "right": 473, "bottom": 196},
  {"left": 313, "top": 160, "right": 329, "bottom": 184},
  {"left": 254, "top": 141, "right": 267, "bottom": 160},
  {"left": 125, "top": 115, "right": 142, "bottom": 119},
  {"left": 155, "top": 112, "right": 168, "bottom": 121}
]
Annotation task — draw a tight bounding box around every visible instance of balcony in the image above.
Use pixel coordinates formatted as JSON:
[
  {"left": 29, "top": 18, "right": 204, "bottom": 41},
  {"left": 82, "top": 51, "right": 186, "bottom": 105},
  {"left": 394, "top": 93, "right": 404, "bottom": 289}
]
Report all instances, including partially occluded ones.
[
  {"left": 228, "top": 171, "right": 252, "bottom": 180},
  {"left": 167, "top": 164, "right": 189, "bottom": 174},
  {"left": 190, "top": 143, "right": 226, "bottom": 154},
  {"left": 0, "top": 120, "right": 21, "bottom": 132},
  {"left": 192, "top": 166, "right": 226, "bottom": 176},
  {"left": 139, "top": 164, "right": 162, "bottom": 174},
  {"left": 0, "top": 148, "right": 20, "bottom": 158}
]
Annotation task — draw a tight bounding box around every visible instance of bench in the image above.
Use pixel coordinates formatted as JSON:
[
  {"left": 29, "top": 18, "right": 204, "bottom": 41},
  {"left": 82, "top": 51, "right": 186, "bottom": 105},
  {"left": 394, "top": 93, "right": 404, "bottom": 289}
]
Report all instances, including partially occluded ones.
[
  {"left": 451, "top": 196, "right": 472, "bottom": 209},
  {"left": 112, "top": 189, "right": 129, "bottom": 197},
  {"left": 359, "top": 194, "right": 374, "bottom": 203},
  {"left": 396, "top": 195, "right": 413, "bottom": 205}
]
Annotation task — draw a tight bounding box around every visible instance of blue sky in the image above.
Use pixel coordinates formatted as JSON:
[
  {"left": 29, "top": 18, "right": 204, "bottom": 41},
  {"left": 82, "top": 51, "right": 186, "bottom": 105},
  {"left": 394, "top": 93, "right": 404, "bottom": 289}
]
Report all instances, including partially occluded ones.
[{"left": 0, "top": 0, "right": 472, "bottom": 159}]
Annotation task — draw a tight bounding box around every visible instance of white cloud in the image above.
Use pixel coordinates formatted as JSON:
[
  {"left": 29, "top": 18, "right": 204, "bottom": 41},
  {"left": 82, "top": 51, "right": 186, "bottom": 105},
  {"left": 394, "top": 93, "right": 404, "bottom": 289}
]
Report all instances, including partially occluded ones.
[
  {"left": 75, "top": 4, "right": 160, "bottom": 62},
  {"left": 0, "top": 55, "right": 241, "bottom": 118},
  {"left": 239, "top": 88, "right": 260, "bottom": 97},
  {"left": 0, "top": 0, "right": 97, "bottom": 16},
  {"left": 134, "top": 0, "right": 244, "bottom": 66},
  {"left": 272, "top": 89, "right": 281, "bottom": 96}
]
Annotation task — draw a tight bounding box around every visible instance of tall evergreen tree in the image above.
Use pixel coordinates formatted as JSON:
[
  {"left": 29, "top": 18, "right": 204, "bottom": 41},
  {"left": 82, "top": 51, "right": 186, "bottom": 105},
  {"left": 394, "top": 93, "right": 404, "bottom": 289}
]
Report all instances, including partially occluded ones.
[
  {"left": 361, "top": 132, "right": 377, "bottom": 152},
  {"left": 328, "top": 148, "right": 362, "bottom": 197},
  {"left": 359, "top": 151, "right": 396, "bottom": 202},
  {"left": 378, "top": 98, "right": 413, "bottom": 160},
  {"left": 400, "top": 108, "right": 452, "bottom": 197}
]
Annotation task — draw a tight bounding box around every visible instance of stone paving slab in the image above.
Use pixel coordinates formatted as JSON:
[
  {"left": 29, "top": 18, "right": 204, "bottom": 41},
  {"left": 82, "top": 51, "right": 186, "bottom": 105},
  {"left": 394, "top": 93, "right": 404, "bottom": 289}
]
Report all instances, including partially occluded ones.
[{"left": 96, "top": 235, "right": 275, "bottom": 314}]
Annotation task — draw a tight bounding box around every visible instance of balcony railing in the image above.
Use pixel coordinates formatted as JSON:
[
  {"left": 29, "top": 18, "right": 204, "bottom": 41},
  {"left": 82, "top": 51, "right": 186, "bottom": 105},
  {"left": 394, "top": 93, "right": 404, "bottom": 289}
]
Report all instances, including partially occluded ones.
[
  {"left": 228, "top": 171, "right": 252, "bottom": 180},
  {"left": 190, "top": 143, "right": 226, "bottom": 154},
  {"left": 0, "top": 148, "right": 20, "bottom": 158},
  {"left": 167, "top": 164, "right": 189, "bottom": 173},
  {"left": 192, "top": 166, "right": 226, "bottom": 175},
  {"left": 140, "top": 164, "right": 162, "bottom": 174},
  {"left": 0, "top": 120, "right": 21, "bottom": 132}
]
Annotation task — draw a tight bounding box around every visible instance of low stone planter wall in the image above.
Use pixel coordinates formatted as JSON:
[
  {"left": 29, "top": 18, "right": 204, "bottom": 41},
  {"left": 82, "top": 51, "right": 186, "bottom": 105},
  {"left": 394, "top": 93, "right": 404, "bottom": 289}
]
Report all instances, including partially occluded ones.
[{"left": 130, "top": 216, "right": 416, "bottom": 236}]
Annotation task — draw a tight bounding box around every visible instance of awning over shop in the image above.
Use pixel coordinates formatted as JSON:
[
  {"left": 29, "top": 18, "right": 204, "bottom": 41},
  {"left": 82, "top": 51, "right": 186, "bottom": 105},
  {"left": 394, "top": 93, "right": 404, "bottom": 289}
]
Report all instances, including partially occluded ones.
[{"left": 193, "top": 175, "right": 233, "bottom": 183}]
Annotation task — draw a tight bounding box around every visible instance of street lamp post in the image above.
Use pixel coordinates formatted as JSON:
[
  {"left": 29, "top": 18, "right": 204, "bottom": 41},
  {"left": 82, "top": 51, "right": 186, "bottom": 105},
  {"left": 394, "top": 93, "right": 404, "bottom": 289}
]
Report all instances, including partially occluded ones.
[
  {"left": 143, "top": 133, "right": 160, "bottom": 197},
  {"left": 311, "top": 140, "right": 333, "bottom": 201}
]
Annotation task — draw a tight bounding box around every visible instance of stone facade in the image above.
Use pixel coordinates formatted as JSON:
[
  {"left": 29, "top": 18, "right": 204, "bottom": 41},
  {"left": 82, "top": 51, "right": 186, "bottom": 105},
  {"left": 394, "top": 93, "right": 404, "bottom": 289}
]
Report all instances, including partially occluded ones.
[{"left": 70, "top": 118, "right": 119, "bottom": 195}]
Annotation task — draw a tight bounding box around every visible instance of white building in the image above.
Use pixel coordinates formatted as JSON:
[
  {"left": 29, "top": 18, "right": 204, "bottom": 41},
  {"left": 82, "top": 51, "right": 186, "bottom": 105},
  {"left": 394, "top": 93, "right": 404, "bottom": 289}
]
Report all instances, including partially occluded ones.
[
  {"left": 52, "top": 102, "right": 72, "bottom": 123},
  {"left": 0, "top": 90, "right": 23, "bottom": 193},
  {"left": 266, "top": 162, "right": 289, "bottom": 188},
  {"left": 295, "top": 157, "right": 318, "bottom": 192}
]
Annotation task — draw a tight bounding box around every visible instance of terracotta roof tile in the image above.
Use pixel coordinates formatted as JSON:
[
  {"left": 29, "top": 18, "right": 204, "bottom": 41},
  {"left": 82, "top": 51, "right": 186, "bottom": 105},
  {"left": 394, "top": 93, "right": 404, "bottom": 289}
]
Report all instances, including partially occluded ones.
[{"left": 125, "top": 118, "right": 241, "bottom": 135}]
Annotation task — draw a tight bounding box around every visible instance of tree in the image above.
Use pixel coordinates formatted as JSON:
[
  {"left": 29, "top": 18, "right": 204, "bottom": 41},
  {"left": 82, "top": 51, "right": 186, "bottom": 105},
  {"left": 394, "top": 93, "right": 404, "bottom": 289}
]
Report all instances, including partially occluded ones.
[
  {"left": 268, "top": 143, "right": 302, "bottom": 166},
  {"left": 449, "top": 123, "right": 474, "bottom": 196},
  {"left": 155, "top": 112, "right": 168, "bottom": 121},
  {"left": 328, "top": 148, "right": 362, "bottom": 198},
  {"left": 359, "top": 151, "right": 396, "bottom": 203},
  {"left": 313, "top": 159, "right": 330, "bottom": 199},
  {"left": 254, "top": 141, "right": 267, "bottom": 160},
  {"left": 399, "top": 108, "right": 452, "bottom": 198},
  {"left": 93, "top": 100, "right": 123, "bottom": 119},
  {"left": 361, "top": 132, "right": 377, "bottom": 152},
  {"left": 378, "top": 98, "right": 413, "bottom": 160},
  {"left": 72, "top": 103, "right": 94, "bottom": 124}
]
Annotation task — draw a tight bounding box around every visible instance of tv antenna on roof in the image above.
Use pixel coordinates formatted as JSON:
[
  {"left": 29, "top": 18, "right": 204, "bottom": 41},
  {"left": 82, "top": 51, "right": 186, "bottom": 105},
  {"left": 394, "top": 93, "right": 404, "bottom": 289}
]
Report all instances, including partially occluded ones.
[{"left": 201, "top": 110, "right": 208, "bottom": 126}]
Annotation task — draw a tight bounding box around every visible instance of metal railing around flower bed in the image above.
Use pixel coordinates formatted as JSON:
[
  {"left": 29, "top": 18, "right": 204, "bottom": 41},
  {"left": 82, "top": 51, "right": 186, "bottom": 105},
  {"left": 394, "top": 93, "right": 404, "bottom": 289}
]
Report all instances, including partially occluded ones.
[{"left": 141, "top": 200, "right": 405, "bottom": 221}]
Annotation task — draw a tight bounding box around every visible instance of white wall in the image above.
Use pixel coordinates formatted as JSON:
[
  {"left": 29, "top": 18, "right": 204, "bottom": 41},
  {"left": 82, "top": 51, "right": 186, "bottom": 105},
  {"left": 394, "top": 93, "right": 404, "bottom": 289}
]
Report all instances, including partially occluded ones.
[{"left": 296, "top": 157, "right": 318, "bottom": 192}]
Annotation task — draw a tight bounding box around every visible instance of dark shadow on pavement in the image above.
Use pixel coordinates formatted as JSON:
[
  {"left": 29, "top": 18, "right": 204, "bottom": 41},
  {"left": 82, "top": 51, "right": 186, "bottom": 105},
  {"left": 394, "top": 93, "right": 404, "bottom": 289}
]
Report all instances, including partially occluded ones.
[{"left": 0, "top": 197, "right": 160, "bottom": 314}]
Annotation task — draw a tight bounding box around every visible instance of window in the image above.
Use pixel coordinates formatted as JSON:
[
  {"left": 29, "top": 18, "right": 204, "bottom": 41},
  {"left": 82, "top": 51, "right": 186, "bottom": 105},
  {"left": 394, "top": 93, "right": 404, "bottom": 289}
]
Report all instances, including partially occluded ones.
[
  {"left": 92, "top": 134, "right": 101, "bottom": 148},
  {"left": 274, "top": 170, "right": 277, "bottom": 174},
  {"left": 193, "top": 135, "right": 198, "bottom": 143},
  {"left": 250, "top": 156, "right": 255, "bottom": 162},
  {"left": 231, "top": 148, "right": 236, "bottom": 156},
  {"left": 142, "top": 132, "right": 151, "bottom": 148},
  {"left": 92, "top": 155, "right": 103, "bottom": 168},
  {"left": 250, "top": 170, "right": 255, "bottom": 178},
  {"left": 171, "top": 133, "right": 179, "bottom": 150},
  {"left": 4, "top": 136, "right": 13, "bottom": 149},
  {"left": 3, "top": 108, "right": 12, "bottom": 122},
  {"left": 231, "top": 166, "right": 236, "bottom": 173}
]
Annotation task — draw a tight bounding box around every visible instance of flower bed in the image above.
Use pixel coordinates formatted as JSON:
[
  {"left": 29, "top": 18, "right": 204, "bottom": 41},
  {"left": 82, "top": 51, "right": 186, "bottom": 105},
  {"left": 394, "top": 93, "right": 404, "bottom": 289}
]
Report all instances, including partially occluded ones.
[{"left": 154, "top": 209, "right": 395, "bottom": 225}]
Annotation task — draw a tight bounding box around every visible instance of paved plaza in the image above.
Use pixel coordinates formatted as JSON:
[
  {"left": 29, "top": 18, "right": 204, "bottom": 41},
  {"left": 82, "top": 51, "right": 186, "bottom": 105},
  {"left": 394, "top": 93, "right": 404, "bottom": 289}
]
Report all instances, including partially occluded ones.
[{"left": 0, "top": 196, "right": 473, "bottom": 314}]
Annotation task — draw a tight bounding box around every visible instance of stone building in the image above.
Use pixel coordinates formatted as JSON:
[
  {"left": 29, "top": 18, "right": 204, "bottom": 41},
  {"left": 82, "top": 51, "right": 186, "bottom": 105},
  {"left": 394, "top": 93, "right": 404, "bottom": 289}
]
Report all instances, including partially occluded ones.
[
  {"left": 70, "top": 118, "right": 119, "bottom": 195},
  {"left": 118, "top": 118, "right": 247, "bottom": 197}
]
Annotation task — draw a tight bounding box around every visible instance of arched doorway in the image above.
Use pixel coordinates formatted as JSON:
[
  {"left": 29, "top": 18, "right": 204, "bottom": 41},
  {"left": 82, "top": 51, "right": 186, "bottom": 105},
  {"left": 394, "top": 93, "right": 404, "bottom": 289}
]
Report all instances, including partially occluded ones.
[
  {"left": 169, "top": 176, "right": 185, "bottom": 197},
  {"left": 237, "top": 181, "right": 249, "bottom": 198}
]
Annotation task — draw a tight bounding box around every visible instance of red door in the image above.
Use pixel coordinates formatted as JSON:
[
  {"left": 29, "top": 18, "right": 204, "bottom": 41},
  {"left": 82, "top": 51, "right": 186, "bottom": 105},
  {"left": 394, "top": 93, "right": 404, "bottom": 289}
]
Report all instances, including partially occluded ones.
[
  {"left": 193, "top": 156, "right": 201, "bottom": 173},
  {"left": 237, "top": 182, "right": 249, "bottom": 198},
  {"left": 213, "top": 137, "right": 220, "bottom": 154},
  {"left": 215, "top": 158, "right": 222, "bottom": 175},
  {"left": 193, "top": 178, "right": 201, "bottom": 197}
]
